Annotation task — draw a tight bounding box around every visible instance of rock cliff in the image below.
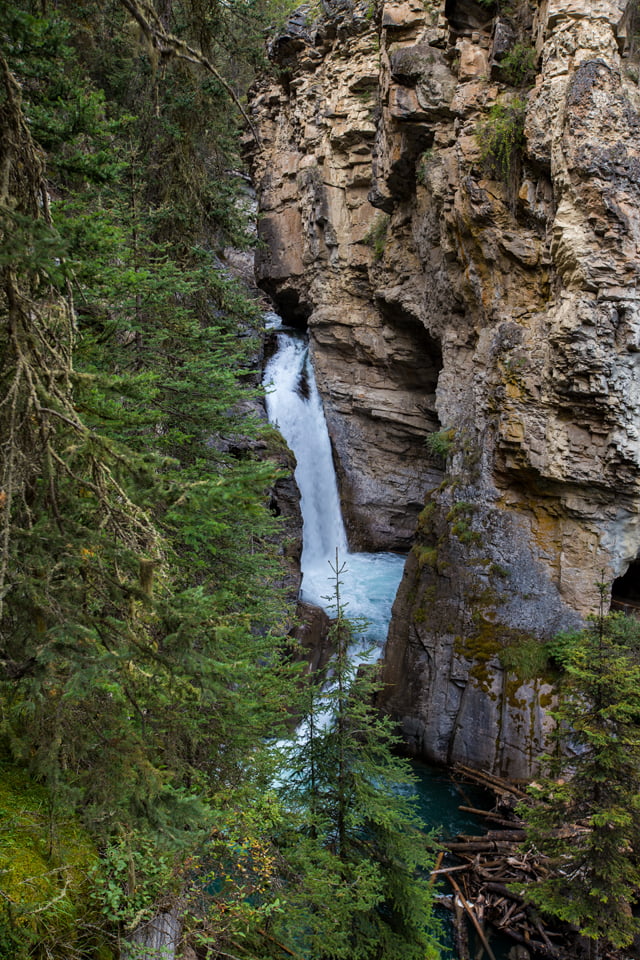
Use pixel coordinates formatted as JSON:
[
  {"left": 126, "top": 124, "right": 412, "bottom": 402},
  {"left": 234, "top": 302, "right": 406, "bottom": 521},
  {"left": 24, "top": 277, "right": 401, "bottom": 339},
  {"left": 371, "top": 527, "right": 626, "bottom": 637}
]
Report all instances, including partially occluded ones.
[{"left": 249, "top": 0, "right": 640, "bottom": 776}]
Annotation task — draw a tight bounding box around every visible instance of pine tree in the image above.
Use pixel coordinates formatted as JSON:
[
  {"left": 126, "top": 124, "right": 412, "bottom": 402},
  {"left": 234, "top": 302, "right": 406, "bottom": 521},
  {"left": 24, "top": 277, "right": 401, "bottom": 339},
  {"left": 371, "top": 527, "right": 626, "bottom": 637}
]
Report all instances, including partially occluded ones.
[
  {"left": 0, "top": 2, "right": 298, "bottom": 953},
  {"left": 520, "top": 589, "right": 640, "bottom": 950},
  {"left": 272, "top": 554, "right": 442, "bottom": 960}
]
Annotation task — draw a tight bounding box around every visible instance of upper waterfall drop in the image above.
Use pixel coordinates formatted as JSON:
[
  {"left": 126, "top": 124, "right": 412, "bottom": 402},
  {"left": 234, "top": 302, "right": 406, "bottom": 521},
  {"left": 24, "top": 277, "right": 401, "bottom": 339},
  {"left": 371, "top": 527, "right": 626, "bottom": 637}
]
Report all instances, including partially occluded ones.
[
  {"left": 263, "top": 317, "right": 405, "bottom": 648},
  {"left": 264, "top": 328, "right": 348, "bottom": 587}
]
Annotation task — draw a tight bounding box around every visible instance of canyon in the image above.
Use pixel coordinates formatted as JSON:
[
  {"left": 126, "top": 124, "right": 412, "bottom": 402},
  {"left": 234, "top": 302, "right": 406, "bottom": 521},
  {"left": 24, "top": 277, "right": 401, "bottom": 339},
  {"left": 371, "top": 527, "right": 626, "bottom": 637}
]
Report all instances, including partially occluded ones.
[{"left": 249, "top": 0, "right": 640, "bottom": 777}]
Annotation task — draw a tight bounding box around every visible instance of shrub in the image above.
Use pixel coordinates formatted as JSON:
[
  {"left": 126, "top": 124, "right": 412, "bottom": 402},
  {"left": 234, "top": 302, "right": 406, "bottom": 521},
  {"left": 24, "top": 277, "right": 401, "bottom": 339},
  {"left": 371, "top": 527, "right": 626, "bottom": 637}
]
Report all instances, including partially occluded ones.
[
  {"left": 426, "top": 427, "right": 455, "bottom": 461},
  {"left": 364, "top": 213, "right": 389, "bottom": 261},
  {"left": 477, "top": 98, "right": 527, "bottom": 183},
  {"left": 500, "top": 636, "right": 550, "bottom": 680},
  {"left": 501, "top": 42, "right": 536, "bottom": 87}
]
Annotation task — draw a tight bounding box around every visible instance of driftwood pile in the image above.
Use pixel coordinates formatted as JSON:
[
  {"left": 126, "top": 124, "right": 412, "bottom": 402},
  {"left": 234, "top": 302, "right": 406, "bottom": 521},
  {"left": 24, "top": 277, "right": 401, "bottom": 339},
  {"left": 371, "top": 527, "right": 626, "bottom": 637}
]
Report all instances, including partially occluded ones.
[{"left": 431, "top": 765, "right": 574, "bottom": 960}]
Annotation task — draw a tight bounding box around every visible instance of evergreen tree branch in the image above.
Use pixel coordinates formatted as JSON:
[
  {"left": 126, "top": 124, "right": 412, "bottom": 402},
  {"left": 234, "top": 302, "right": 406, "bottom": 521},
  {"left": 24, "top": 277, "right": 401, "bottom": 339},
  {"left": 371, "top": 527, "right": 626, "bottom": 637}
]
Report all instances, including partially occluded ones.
[{"left": 117, "top": 0, "right": 262, "bottom": 145}]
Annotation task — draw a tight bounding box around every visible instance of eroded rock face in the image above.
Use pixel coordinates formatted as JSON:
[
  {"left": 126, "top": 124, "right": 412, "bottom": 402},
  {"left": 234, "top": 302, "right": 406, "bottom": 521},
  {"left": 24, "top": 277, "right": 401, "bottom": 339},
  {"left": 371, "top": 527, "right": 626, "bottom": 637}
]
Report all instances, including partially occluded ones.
[
  {"left": 250, "top": 0, "right": 445, "bottom": 550},
  {"left": 249, "top": 0, "right": 640, "bottom": 776}
]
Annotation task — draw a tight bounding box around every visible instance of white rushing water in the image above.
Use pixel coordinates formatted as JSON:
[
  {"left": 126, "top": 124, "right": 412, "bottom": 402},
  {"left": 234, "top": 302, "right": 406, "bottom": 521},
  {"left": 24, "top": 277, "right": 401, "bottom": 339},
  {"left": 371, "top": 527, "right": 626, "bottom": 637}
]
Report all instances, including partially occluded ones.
[{"left": 263, "top": 316, "right": 405, "bottom": 653}]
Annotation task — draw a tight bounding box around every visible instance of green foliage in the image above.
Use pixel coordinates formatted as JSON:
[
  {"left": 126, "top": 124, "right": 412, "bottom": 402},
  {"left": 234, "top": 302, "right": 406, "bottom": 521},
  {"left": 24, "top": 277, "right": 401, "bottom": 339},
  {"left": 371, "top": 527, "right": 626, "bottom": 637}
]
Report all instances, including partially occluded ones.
[
  {"left": 0, "top": 2, "right": 297, "bottom": 955},
  {"left": 426, "top": 427, "right": 455, "bottom": 461},
  {"left": 499, "top": 635, "right": 549, "bottom": 680},
  {"left": 414, "top": 544, "right": 438, "bottom": 570},
  {"left": 519, "top": 600, "right": 640, "bottom": 949},
  {"left": 273, "top": 558, "right": 443, "bottom": 960},
  {"left": 543, "top": 628, "right": 582, "bottom": 669},
  {"left": 90, "top": 833, "right": 177, "bottom": 930},
  {"left": 364, "top": 213, "right": 389, "bottom": 261},
  {"left": 477, "top": 98, "right": 527, "bottom": 183},
  {"left": 0, "top": 2, "right": 444, "bottom": 958},
  {"left": 501, "top": 41, "right": 537, "bottom": 87},
  {"left": 446, "top": 501, "right": 481, "bottom": 545},
  {"left": 0, "top": 763, "right": 103, "bottom": 959}
]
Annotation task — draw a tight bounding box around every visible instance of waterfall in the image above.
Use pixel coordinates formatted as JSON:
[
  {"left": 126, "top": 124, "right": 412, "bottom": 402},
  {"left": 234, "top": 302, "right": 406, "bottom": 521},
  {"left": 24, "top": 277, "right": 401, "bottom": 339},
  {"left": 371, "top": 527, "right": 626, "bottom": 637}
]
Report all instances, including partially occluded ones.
[
  {"left": 264, "top": 317, "right": 506, "bottom": 957},
  {"left": 263, "top": 316, "right": 405, "bottom": 653}
]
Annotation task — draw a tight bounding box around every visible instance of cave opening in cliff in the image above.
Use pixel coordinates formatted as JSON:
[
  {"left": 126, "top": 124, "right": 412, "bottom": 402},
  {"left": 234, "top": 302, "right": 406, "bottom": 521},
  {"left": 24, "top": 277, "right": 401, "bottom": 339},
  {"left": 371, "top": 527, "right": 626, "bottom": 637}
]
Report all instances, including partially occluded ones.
[
  {"left": 274, "top": 289, "right": 310, "bottom": 330},
  {"left": 611, "top": 561, "right": 640, "bottom": 615},
  {"left": 444, "top": 0, "right": 495, "bottom": 38}
]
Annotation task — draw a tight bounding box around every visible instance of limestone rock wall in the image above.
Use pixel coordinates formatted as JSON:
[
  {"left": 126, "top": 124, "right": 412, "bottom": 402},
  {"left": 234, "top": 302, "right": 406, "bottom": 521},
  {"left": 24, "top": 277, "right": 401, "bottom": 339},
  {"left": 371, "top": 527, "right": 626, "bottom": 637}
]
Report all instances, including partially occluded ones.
[
  {"left": 250, "top": 0, "right": 445, "bottom": 550},
  {"left": 249, "top": 0, "right": 640, "bottom": 776}
]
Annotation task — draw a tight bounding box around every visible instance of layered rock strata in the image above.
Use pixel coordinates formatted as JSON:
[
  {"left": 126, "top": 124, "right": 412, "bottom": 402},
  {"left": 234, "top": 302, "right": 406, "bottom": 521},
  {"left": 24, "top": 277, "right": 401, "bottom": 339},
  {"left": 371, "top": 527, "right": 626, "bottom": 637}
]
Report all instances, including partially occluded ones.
[
  {"left": 250, "top": 1, "right": 445, "bottom": 550},
  {"left": 249, "top": 0, "right": 640, "bottom": 776}
]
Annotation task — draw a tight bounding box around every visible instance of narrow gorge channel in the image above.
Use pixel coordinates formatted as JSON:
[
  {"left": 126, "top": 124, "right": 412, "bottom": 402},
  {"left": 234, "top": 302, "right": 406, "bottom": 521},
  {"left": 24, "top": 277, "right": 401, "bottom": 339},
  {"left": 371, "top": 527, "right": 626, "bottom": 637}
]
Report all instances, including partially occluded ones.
[{"left": 262, "top": 313, "right": 512, "bottom": 959}]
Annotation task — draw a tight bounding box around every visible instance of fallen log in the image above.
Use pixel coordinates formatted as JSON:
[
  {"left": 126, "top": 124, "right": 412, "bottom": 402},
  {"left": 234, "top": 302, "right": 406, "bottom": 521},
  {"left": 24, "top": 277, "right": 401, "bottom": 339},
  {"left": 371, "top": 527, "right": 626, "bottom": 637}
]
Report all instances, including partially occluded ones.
[
  {"left": 445, "top": 840, "right": 519, "bottom": 854},
  {"left": 429, "top": 850, "right": 444, "bottom": 881},
  {"left": 483, "top": 881, "right": 524, "bottom": 902},
  {"left": 484, "top": 829, "right": 526, "bottom": 842},
  {"left": 454, "top": 764, "right": 529, "bottom": 799},
  {"left": 448, "top": 875, "right": 498, "bottom": 960},
  {"left": 453, "top": 893, "right": 470, "bottom": 960},
  {"left": 430, "top": 862, "right": 472, "bottom": 878},
  {"left": 498, "top": 926, "right": 560, "bottom": 959},
  {"left": 458, "top": 805, "right": 524, "bottom": 828},
  {"left": 496, "top": 897, "right": 521, "bottom": 929},
  {"left": 454, "top": 830, "right": 525, "bottom": 842},
  {"left": 532, "top": 917, "right": 559, "bottom": 954},
  {"left": 438, "top": 767, "right": 576, "bottom": 960}
]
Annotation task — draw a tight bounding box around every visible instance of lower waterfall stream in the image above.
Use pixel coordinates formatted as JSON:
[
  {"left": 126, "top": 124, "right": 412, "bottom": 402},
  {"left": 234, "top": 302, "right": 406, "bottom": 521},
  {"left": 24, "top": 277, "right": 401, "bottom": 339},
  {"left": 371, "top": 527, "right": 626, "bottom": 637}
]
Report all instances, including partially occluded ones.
[{"left": 263, "top": 316, "right": 512, "bottom": 960}]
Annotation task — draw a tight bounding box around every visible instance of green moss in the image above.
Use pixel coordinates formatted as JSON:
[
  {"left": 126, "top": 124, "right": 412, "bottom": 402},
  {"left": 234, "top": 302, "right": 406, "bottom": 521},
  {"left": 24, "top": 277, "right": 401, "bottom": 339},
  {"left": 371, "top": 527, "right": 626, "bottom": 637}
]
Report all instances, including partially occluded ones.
[
  {"left": 416, "top": 501, "right": 437, "bottom": 532},
  {"left": 0, "top": 763, "right": 102, "bottom": 958},
  {"left": 456, "top": 592, "right": 549, "bottom": 696},
  {"left": 539, "top": 690, "right": 554, "bottom": 709},
  {"left": 446, "top": 501, "right": 482, "bottom": 546},
  {"left": 421, "top": 585, "right": 437, "bottom": 604},
  {"left": 446, "top": 501, "right": 473, "bottom": 519},
  {"left": 451, "top": 521, "right": 480, "bottom": 544},
  {"left": 502, "top": 673, "right": 528, "bottom": 712},
  {"left": 262, "top": 423, "right": 296, "bottom": 469},
  {"left": 412, "top": 544, "right": 438, "bottom": 570},
  {"left": 458, "top": 616, "right": 503, "bottom": 690}
]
